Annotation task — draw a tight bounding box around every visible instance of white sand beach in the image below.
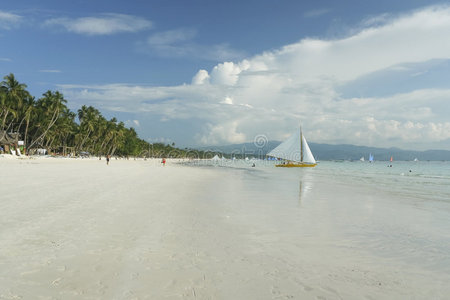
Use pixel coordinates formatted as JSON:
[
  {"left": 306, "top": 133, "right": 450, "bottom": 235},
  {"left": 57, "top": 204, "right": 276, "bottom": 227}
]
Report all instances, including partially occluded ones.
[{"left": 0, "top": 157, "right": 449, "bottom": 299}]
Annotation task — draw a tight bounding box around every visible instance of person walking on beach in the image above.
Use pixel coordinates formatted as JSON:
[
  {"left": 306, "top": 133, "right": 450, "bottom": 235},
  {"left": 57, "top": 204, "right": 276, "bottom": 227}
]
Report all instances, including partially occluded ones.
[
  {"left": 162, "top": 158, "right": 166, "bottom": 166},
  {"left": 106, "top": 154, "right": 110, "bottom": 165}
]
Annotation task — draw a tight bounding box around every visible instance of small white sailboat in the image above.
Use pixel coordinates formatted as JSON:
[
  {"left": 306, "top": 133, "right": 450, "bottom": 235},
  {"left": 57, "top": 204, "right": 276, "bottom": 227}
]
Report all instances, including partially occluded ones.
[
  {"left": 360, "top": 156, "right": 365, "bottom": 162},
  {"left": 268, "top": 127, "right": 317, "bottom": 167}
]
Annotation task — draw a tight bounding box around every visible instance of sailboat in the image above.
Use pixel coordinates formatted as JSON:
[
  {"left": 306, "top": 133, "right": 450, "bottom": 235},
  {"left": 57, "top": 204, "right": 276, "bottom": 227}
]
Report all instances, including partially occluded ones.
[
  {"left": 268, "top": 127, "right": 317, "bottom": 167},
  {"left": 369, "top": 153, "right": 374, "bottom": 163}
]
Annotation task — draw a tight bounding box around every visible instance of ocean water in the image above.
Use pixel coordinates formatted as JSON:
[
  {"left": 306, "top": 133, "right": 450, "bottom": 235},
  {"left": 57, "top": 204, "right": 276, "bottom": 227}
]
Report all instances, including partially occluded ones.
[
  {"left": 186, "top": 159, "right": 450, "bottom": 280},
  {"left": 194, "top": 159, "right": 450, "bottom": 203}
]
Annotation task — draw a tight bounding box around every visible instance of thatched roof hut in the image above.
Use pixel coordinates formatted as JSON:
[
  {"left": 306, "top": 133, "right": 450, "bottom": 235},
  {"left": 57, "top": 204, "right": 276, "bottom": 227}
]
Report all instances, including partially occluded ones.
[
  {"left": 0, "top": 131, "right": 19, "bottom": 144},
  {"left": 0, "top": 131, "right": 20, "bottom": 151}
]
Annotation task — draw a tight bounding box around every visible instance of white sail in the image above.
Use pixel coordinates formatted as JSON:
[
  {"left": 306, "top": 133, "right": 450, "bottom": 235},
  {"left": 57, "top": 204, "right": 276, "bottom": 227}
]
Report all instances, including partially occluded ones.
[
  {"left": 302, "top": 135, "right": 316, "bottom": 164},
  {"left": 268, "top": 128, "right": 316, "bottom": 164},
  {"left": 267, "top": 129, "right": 301, "bottom": 162}
]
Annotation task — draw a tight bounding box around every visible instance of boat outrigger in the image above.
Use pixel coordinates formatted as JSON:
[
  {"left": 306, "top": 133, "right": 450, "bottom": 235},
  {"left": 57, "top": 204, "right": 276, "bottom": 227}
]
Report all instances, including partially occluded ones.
[{"left": 268, "top": 127, "right": 317, "bottom": 167}]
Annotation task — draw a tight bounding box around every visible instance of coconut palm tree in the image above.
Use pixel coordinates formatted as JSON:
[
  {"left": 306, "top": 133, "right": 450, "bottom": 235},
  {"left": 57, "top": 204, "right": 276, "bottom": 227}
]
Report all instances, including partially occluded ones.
[
  {"left": 76, "top": 105, "right": 102, "bottom": 152},
  {"left": 19, "top": 96, "right": 36, "bottom": 150},
  {"left": 27, "top": 90, "right": 68, "bottom": 149},
  {"left": 0, "top": 73, "right": 29, "bottom": 131},
  {"left": 1, "top": 73, "right": 179, "bottom": 158}
]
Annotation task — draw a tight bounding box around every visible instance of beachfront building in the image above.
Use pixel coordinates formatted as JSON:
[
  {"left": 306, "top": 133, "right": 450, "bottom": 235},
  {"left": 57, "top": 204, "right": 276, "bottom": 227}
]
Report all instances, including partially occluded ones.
[{"left": 0, "top": 131, "right": 20, "bottom": 155}]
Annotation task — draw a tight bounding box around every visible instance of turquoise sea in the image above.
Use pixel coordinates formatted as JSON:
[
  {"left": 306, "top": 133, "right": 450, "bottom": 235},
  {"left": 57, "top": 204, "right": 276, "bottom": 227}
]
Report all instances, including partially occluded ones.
[
  {"left": 313, "top": 160, "right": 450, "bottom": 203},
  {"left": 187, "top": 159, "right": 450, "bottom": 285},
  {"left": 196, "top": 159, "right": 450, "bottom": 203}
]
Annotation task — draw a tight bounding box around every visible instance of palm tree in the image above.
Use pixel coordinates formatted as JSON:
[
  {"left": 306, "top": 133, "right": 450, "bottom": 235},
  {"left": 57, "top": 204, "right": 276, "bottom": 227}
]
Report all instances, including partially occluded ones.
[
  {"left": 49, "top": 110, "right": 77, "bottom": 155},
  {"left": 0, "top": 90, "right": 11, "bottom": 130},
  {"left": 98, "top": 117, "right": 117, "bottom": 154},
  {"left": 0, "top": 73, "right": 29, "bottom": 131},
  {"left": 76, "top": 105, "right": 102, "bottom": 153},
  {"left": 19, "top": 96, "right": 36, "bottom": 150},
  {"left": 27, "top": 90, "right": 68, "bottom": 150},
  {"left": 108, "top": 121, "right": 126, "bottom": 155},
  {"left": 1, "top": 73, "right": 168, "bottom": 158}
]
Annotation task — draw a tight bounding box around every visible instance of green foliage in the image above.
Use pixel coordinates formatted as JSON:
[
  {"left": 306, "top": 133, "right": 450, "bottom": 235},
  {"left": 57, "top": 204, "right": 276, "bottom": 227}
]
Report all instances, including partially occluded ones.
[{"left": 0, "top": 73, "right": 209, "bottom": 158}]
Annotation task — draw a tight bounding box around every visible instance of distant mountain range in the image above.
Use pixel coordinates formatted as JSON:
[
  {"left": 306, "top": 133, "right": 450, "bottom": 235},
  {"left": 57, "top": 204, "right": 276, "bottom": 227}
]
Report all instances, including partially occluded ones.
[{"left": 196, "top": 141, "right": 450, "bottom": 161}]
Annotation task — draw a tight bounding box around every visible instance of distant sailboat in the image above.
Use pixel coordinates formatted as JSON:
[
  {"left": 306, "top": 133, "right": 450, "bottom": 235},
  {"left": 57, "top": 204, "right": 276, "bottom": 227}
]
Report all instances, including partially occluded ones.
[
  {"left": 414, "top": 158, "right": 419, "bottom": 162},
  {"left": 268, "top": 127, "right": 317, "bottom": 168},
  {"left": 388, "top": 155, "right": 393, "bottom": 167},
  {"left": 369, "top": 153, "right": 374, "bottom": 163},
  {"left": 360, "top": 156, "right": 365, "bottom": 162}
]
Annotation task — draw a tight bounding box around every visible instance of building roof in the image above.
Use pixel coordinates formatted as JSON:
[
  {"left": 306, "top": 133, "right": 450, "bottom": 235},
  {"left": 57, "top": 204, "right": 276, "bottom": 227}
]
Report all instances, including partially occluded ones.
[{"left": 0, "top": 131, "right": 20, "bottom": 145}]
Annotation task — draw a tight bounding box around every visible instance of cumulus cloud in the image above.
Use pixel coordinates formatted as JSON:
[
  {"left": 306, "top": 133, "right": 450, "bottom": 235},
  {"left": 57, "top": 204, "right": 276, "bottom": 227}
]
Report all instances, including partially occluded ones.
[
  {"left": 60, "top": 6, "right": 450, "bottom": 149},
  {"left": 0, "top": 10, "right": 22, "bottom": 30},
  {"left": 44, "top": 13, "right": 152, "bottom": 35},
  {"left": 192, "top": 70, "right": 210, "bottom": 85},
  {"left": 209, "top": 61, "right": 250, "bottom": 85},
  {"left": 198, "top": 121, "right": 246, "bottom": 145}
]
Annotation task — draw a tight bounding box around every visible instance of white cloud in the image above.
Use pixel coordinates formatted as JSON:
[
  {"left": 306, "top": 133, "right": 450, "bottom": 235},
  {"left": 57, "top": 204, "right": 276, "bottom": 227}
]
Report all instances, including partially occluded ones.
[
  {"left": 60, "top": 6, "right": 450, "bottom": 149},
  {"left": 147, "top": 28, "right": 196, "bottom": 46},
  {"left": 141, "top": 28, "right": 245, "bottom": 61},
  {"left": 125, "top": 119, "right": 140, "bottom": 128},
  {"left": 198, "top": 121, "right": 246, "bottom": 145},
  {"left": 44, "top": 13, "right": 152, "bottom": 35},
  {"left": 221, "top": 97, "right": 233, "bottom": 105},
  {"left": 361, "top": 13, "right": 391, "bottom": 27},
  {"left": 209, "top": 61, "right": 250, "bottom": 86},
  {"left": 303, "top": 8, "right": 331, "bottom": 18},
  {"left": 245, "top": 5, "right": 450, "bottom": 85},
  {"left": 0, "top": 10, "right": 22, "bottom": 30},
  {"left": 147, "top": 137, "right": 173, "bottom": 144},
  {"left": 192, "top": 70, "right": 210, "bottom": 85}
]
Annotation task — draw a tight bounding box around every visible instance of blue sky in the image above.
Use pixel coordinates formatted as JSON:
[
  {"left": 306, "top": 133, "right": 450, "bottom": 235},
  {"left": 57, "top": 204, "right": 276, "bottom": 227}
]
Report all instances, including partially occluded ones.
[{"left": 2, "top": 0, "right": 450, "bottom": 150}]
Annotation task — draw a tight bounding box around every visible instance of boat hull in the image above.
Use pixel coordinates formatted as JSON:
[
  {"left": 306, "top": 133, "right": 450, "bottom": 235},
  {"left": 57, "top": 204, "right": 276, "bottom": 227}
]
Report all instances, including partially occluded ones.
[{"left": 275, "top": 163, "right": 317, "bottom": 168}]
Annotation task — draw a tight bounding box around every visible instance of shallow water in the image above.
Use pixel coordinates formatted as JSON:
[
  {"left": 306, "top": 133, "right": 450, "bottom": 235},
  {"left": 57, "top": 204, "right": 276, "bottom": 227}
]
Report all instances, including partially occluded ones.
[
  {"left": 188, "top": 159, "right": 450, "bottom": 279},
  {"left": 195, "top": 159, "right": 450, "bottom": 203},
  {"left": 315, "top": 160, "right": 450, "bottom": 204}
]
